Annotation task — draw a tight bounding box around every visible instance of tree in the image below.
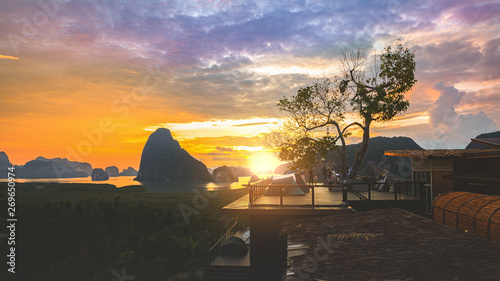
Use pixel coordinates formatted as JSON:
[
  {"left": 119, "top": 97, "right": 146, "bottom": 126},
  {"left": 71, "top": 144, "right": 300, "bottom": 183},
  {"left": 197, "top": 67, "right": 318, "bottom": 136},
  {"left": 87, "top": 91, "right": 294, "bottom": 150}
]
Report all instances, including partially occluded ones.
[
  {"left": 264, "top": 122, "right": 337, "bottom": 171},
  {"left": 273, "top": 43, "right": 416, "bottom": 178}
]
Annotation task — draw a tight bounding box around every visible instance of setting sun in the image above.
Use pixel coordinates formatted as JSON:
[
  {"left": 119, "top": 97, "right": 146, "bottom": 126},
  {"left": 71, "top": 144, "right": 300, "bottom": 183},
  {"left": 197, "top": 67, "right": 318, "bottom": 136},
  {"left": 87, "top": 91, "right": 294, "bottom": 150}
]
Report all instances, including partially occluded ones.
[{"left": 248, "top": 151, "right": 283, "bottom": 174}]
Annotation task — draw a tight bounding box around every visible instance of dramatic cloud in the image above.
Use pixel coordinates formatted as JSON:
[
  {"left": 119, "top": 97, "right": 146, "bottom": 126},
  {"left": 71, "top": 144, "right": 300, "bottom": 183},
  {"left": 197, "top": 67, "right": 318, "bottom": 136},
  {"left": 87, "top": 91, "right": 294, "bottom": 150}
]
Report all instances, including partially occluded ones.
[
  {"left": 1, "top": 0, "right": 500, "bottom": 168},
  {"left": 427, "top": 82, "right": 497, "bottom": 148}
]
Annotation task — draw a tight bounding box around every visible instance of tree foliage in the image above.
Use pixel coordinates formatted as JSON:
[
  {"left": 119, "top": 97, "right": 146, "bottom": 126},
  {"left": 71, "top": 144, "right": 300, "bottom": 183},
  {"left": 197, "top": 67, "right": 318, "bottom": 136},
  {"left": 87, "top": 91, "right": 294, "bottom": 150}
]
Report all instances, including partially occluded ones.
[
  {"left": 271, "top": 43, "right": 416, "bottom": 178},
  {"left": 264, "top": 123, "right": 337, "bottom": 170},
  {"left": 341, "top": 43, "right": 415, "bottom": 122}
]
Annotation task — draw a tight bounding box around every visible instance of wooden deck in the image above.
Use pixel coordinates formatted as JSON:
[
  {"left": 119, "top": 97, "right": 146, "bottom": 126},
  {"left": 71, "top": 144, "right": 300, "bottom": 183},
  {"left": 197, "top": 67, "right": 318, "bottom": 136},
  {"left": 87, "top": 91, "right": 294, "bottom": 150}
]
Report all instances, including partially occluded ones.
[
  {"left": 222, "top": 186, "right": 418, "bottom": 215},
  {"left": 222, "top": 193, "right": 351, "bottom": 215}
]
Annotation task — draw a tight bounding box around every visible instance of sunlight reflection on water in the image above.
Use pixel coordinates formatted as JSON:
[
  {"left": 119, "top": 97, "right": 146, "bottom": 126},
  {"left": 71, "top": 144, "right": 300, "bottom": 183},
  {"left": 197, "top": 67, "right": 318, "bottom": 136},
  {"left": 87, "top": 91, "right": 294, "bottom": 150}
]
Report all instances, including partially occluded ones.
[{"left": 5, "top": 175, "right": 273, "bottom": 193}]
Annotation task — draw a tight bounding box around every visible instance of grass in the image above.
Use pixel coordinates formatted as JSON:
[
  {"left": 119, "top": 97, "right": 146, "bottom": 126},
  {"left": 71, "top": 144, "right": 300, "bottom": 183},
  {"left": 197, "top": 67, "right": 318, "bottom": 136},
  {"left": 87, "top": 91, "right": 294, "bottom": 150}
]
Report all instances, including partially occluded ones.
[{"left": 0, "top": 182, "right": 249, "bottom": 281}]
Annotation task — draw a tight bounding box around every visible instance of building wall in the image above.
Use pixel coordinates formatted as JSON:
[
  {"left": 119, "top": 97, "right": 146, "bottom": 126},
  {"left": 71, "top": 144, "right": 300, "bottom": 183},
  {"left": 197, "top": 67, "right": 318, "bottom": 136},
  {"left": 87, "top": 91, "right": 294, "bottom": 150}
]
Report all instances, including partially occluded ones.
[
  {"left": 412, "top": 159, "right": 453, "bottom": 172},
  {"left": 432, "top": 171, "right": 453, "bottom": 196},
  {"left": 411, "top": 159, "right": 453, "bottom": 212}
]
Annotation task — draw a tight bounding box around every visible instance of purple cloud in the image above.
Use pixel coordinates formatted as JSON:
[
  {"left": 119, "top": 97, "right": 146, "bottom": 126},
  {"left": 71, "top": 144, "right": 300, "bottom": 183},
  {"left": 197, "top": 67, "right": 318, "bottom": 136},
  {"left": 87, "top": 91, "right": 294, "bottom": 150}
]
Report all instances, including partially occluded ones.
[
  {"left": 427, "top": 82, "right": 497, "bottom": 148},
  {"left": 1, "top": 0, "right": 499, "bottom": 141}
]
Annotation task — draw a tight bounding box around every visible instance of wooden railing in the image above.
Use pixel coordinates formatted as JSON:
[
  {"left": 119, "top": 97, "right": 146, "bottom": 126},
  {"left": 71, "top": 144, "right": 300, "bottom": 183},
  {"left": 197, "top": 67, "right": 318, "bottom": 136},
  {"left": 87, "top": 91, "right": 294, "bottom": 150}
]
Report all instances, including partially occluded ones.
[
  {"left": 249, "top": 184, "right": 267, "bottom": 204},
  {"left": 244, "top": 180, "right": 426, "bottom": 207},
  {"left": 248, "top": 179, "right": 271, "bottom": 204},
  {"left": 245, "top": 183, "right": 339, "bottom": 206},
  {"left": 206, "top": 221, "right": 238, "bottom": 270}
]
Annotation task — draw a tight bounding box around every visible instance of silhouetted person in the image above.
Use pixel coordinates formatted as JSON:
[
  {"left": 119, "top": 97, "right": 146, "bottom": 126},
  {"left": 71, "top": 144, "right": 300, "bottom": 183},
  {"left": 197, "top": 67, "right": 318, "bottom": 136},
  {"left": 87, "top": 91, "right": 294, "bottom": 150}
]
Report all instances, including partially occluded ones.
[{"left": 321, "top": 167, "right": 327, "bottom": 184}]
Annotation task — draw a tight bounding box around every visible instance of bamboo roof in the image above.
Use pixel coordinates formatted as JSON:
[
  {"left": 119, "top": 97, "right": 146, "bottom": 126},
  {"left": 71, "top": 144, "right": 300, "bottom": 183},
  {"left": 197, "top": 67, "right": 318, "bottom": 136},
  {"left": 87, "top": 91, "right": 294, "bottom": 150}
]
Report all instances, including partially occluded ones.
[{"left": 384, "top": 148, "right": 500, "bottom": 159}]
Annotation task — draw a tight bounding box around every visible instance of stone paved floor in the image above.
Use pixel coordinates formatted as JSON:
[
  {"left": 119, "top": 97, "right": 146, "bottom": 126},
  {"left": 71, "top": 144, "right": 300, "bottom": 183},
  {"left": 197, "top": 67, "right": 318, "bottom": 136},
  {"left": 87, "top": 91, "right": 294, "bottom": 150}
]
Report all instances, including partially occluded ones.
[{"left": 280, "top": 208, "right": 500, "bottom": 281}]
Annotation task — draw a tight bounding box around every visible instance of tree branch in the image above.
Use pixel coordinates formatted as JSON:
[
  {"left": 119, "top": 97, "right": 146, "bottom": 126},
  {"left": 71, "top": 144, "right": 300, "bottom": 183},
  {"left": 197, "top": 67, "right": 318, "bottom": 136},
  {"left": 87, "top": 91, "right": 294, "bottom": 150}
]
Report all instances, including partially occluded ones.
[
  {"left": 341, "top": 122, "right": 364, "bottom": 135},
  {"left": 304, "top": 120, "right": 340, "bottom": 132}
]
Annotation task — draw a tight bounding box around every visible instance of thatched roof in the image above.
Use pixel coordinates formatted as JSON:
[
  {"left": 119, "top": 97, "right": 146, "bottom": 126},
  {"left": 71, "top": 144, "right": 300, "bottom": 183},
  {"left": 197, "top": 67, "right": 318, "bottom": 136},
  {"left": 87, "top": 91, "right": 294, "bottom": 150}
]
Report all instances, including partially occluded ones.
[
  {"left": 384, "top": 148, "right": 500, "bottom": 159},
  {"left": 280, "top": 208, "right": 500, "bottom": 280}
]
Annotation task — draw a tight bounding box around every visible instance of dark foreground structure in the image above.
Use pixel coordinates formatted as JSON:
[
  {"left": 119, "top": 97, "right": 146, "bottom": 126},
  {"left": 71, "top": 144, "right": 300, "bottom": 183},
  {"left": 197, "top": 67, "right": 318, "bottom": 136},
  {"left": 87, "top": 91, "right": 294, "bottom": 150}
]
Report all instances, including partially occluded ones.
[
  {"left": 212, "top": 180, "right": 426, "bottom": 281},
  {"left": 280, "top": 208, "right": 500, "bottom": 281},
  {"left": 207, "top": 147, "right": 500, "bottom": 280}
]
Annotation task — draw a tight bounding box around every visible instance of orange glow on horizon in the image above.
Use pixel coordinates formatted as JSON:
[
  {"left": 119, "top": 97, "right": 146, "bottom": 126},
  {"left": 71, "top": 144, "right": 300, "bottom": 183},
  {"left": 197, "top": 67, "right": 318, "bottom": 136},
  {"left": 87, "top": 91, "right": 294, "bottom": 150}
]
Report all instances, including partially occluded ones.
[{"left": 248, "top": 150, "right": 283, "bottom": 174}]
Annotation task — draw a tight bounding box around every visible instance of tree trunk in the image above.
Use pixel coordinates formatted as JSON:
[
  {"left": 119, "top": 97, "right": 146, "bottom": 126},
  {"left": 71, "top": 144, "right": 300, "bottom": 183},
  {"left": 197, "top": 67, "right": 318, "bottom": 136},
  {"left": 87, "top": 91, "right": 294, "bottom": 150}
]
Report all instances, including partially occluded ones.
[
  {"left": 331, "top": 121, "right": 348, "bottom": 178},
  {"left": 349, "top": 119, "right": 371, "bottom": 179},
  {"left": 338, "top": 131, "right": 348, "bottom": 179},
  {"left": 335, "top": 145, "right": 347, "bottom": 179}
]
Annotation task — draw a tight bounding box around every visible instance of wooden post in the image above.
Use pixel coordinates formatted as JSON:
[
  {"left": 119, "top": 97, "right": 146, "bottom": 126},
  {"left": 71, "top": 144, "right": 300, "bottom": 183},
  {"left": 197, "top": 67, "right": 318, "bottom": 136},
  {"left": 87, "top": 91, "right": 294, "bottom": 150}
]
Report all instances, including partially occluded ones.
[
  {"left": 280, "top": 187, "right": 283, "bottom": 206},
  {"left": 311, "top": 186, "right": 315, "bottom": 206},
  {"left": 342, "top": 184, "right": 347, "bottom": 203},
  {"left": 394, "top": 183, "right": 398, "bottom": 201}
]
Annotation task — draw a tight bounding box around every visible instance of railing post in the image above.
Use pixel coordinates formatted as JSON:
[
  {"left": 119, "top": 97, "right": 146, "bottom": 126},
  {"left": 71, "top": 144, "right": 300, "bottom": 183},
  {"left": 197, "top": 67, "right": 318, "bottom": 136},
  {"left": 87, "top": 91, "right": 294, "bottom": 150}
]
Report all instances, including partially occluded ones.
[
  {"left": 311, "top": 186, "right": 315, "bottom": 206},
  {"left": 249, "top": 185, "right": 253, "bottom": 204},
  {"left": 368, "top": 183, "right": 372, "bottom": 201},
  {"left": 394, "top": 182, "right": 398, "bottom": 201},
  {"left": 280, "top": 187, "right": 283, "bottom": 206},
  {"left": 342, "top": 184, "right": 347, "bottom": 204}
]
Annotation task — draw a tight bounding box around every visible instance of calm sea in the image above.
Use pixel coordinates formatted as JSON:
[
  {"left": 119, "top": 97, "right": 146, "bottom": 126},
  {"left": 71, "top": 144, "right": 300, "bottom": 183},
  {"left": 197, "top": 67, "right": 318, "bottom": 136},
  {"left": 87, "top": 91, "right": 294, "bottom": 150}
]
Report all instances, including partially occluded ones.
[{"left": 2, "top": 176, "right": 258, "bottom": 193}]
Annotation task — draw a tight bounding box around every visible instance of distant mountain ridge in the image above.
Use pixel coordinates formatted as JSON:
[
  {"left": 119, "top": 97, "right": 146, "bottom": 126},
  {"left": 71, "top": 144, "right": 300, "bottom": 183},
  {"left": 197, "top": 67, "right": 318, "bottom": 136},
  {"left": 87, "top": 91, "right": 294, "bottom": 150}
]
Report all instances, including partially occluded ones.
[
  {"left": 0, "top": 152, "right": 138, "bottom": 179},
  {"left": 15, "top": 158, "right": 90, "bottom": 179},
  {"left": 230, "top": 166, "right": 253, "bottom": 177},
  {"left": 0, "top": 151, "right": 11, "bottom": 170},
  {"left": 327, "top": 136, "right": 423, "bottom": 179},
  {"left": 135, "top": 128, "right": 213, "bottom": 182},
  {"left": 0, "top": 152, "right": 95, "bottom": 179},
  {"left": 0, "top": 152, "right": 12, "bottom": 179},
  {"left": 466, "top": 131, "right": 500, "bottom": 149},
  {"left": 119, "top": 167, "right": 138, "bottom": 176},
  {"left": 105, "top": 166, "right": 120, "bottom": 177},
  {"left": 209, "top": 166, "right": 254, "bottom": 177},
  {"left": 212, "top": 166, "right": 238, "bottom": 182},
  {"left": 34, "top": 156, "right": 93, "bottom": 175},
  {"left": 271, "top": 137, "right": 422, "bottom": 179},
  {"left": 0, "top": 135, "right": 426, "bottom": 180}
]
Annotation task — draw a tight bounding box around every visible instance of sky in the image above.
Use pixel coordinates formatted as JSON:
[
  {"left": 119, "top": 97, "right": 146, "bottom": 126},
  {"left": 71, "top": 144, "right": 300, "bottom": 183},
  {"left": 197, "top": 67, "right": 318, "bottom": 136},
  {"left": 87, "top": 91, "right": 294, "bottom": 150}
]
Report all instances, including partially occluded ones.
[{"left": 1, "top": 0, "right": 499, "bottom": 171}]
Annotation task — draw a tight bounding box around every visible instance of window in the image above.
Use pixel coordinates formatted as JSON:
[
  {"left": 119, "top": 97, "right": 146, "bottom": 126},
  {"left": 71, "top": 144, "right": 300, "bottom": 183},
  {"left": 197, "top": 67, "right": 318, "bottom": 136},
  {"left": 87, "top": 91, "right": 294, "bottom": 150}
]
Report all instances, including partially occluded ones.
[
  {"left": 413, "top": 171, "right": 430, "bottom": 184},
  {"left": 413, "top": 171, "right": 432, "bottom": 214}
]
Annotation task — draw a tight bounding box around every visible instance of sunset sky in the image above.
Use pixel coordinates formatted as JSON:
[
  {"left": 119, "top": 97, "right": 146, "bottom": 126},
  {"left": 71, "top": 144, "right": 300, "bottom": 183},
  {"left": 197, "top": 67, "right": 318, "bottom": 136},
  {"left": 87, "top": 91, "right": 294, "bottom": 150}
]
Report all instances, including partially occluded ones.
[{"left": 1, "top": 0, "right": 499, "bottom": 171}]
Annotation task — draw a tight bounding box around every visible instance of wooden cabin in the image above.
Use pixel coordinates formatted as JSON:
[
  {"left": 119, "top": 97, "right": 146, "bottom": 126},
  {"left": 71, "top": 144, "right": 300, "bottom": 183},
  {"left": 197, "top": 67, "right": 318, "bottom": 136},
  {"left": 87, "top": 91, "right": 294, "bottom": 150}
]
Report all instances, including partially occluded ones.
[{"left": 384, "top": 148, "right": 500, "bottom": 214}]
